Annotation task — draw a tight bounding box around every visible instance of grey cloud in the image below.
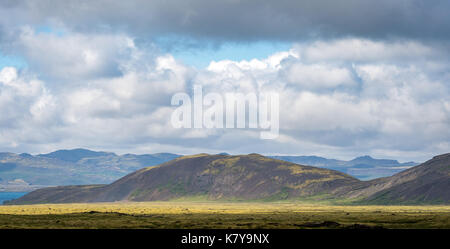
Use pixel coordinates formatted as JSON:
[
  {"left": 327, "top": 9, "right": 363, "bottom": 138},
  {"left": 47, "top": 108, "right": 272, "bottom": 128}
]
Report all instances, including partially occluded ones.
[{"left": 4, "top": 0, "right": 450, "bottom": 43}]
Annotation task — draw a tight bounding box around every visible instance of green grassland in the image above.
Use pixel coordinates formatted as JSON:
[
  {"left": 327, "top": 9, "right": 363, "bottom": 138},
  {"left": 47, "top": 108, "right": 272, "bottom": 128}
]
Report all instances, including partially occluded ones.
[{"left": 0, "top": 201, "right": 449, "bottom": 229}]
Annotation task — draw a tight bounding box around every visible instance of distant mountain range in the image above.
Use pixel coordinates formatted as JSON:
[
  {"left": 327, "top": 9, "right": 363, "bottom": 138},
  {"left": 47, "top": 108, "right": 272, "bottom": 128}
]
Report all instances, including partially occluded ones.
[
  {"left": 336, "top": 153, "right": 450, "bottom": 204},
  {"left": 0, "top": 148, "right": 417, "bottom": 191},
  {"left": 0, "top": 149, "right": 179, "bottom": 191},
  {"left": 269, "top": 155, "right": 417, "bottom": 180},
  {"left": 8, "top": 153, "right": 449, "bottom": 205}
]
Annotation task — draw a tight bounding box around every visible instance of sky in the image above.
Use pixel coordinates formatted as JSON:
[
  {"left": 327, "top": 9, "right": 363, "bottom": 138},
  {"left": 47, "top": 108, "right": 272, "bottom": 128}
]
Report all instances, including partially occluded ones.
[{"left": 0, "top": 0, "right": 449, "bottom": 162}]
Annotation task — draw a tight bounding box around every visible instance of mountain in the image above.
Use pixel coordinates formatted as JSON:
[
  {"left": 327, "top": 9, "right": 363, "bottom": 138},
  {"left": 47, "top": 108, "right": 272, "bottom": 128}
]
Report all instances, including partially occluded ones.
[
  {"left": 348, "top": 155, "right": 399, "bottom": 165},
  {"left": 0, "top": 149, "right": 180, "bottom": 191},
  {"left": 6, "top": 153, "right": 359, "bottom": 204},
  {"left": 270, "top": 155, "right": 417, "bottom": 180},
  {"left": 0, "top": 148, "right": 417, "bottom": 191},
  {"left": 38, "top": 148, "right": 115, "bottom": 163},
  {"left": 340, "top": 153, "right": 450, "bottom": 204},
  {"left": 269, "top": 155, "right": 345, "bottom": 168},
  {"left": 7, "top": 153, "right": 449, "bottom": 205}
]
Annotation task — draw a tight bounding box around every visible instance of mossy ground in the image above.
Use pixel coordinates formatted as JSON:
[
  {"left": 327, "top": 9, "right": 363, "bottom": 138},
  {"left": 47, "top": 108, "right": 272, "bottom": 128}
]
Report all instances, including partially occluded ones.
[{"left": 0, "top": 201, "right": 449, "bottom": 229}]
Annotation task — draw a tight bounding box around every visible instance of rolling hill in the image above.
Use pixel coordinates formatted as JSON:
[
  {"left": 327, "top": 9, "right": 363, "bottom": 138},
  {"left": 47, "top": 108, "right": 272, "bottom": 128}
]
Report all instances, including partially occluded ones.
[
  {"left": 6, "top": 153, "right": 359, "bottom": 203},
  {"left": 0, "top": 148, "right": 419, "bottom": 192},
  {"left": 7, "top": 153, "right": 449, "bottom": 205}
]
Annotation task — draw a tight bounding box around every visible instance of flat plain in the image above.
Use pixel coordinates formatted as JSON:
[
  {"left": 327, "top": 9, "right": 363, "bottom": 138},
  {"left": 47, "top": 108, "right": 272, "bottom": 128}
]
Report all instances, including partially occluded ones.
[{"left": 0, "top": 201, "right": 449, "bottom": 229}]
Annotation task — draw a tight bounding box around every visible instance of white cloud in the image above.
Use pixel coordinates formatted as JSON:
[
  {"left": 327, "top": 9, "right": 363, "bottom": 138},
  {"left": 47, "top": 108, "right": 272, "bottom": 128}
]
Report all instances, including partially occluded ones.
[
  {"left": 283, "top": 63, "right": 355, "bottom": 89},
  {"left": 0, "top": 67, "right": 60, "bottom": 147},
  {"left": 0, "top": 67, "right": 18, "bottom": 84},
  {"left": 295, "top": 39, "right": 439, "bottom": 63},
  {"left": 0, "top": 34, "right": 449, "bottom": 162},
  {"left": 16, "top": 28, "right": 137, "bottom": 81}
]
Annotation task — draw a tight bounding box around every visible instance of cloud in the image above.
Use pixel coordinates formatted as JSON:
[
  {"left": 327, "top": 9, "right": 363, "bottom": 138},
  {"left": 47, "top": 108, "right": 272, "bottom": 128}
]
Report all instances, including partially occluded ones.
[
  {"left": 282, "top": 63, "right": 356, "bottom": 89},
  {"left": 0, "top": 2, "right": 449, "bottom": 162},
  {"left": 195, "top": 39, "right": 450, "bottom": 160},
  {"left": 0, "top": 67, "right": 59, "bottom": 147},
  {"left": 15, "top": 28, "right": 137, "bottom": 81},
  {"left": 294, "top": 39, "right": 444, "bottom": 63},
  {"left": 3, "top": 0, "right": 450, "bottom": 43},
  {"left": 1, "top": 38, "right": 447, "bottom": 161}
]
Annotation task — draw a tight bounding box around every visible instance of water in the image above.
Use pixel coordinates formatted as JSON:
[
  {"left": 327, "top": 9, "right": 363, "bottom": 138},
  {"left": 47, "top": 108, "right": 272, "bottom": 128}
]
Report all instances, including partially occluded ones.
[{"left": 0, "top": 192, "right": 28, "bottom": 204}]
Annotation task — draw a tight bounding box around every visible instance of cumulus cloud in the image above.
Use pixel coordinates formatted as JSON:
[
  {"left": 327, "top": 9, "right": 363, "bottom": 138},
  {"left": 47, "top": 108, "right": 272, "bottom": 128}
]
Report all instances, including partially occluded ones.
[
  {"left": 0, "top": 67, "right": 59, "bottom": 147},
  {"left": 282, "top": 63, "right": 356, "bottom": 89},
  {"left": 15, "top": 28, "right": 138, "bottom": 81},
  {"left": 196, "top": 39, "right": 449, "bottom": 160},
  {"left": 0, "top": 3, "right": 449, "bottom": 162},
  {"left": 1, "top": 36, "right": 449, "bottom": 161}
]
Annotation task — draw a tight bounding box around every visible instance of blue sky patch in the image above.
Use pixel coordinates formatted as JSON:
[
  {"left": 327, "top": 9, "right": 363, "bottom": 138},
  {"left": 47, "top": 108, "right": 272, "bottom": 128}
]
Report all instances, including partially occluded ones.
[{"left": 156, "top": 37, "right": 291, "bottom": 68}]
